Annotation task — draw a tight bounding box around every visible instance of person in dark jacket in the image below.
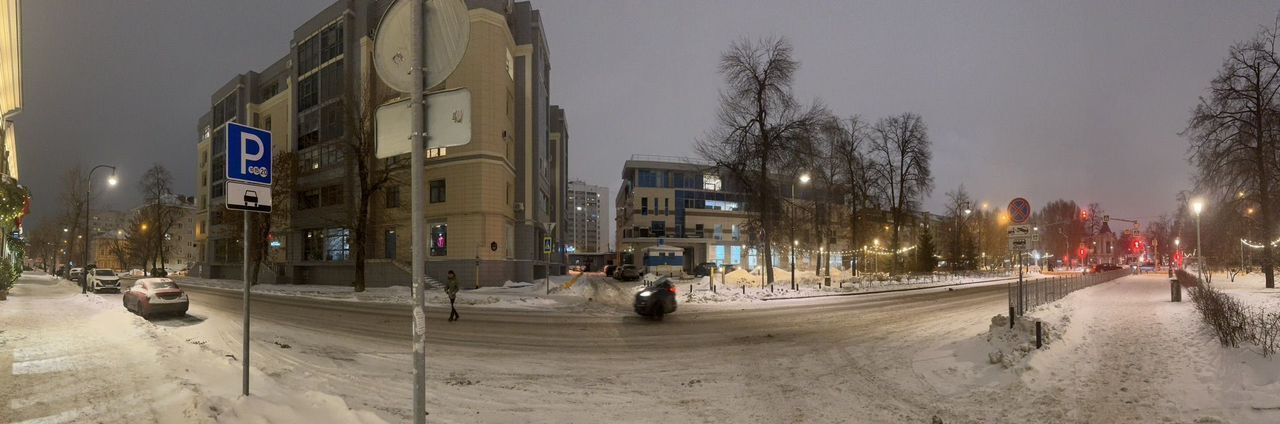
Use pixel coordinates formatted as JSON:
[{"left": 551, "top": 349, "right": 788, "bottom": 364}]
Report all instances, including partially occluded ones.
[{"left": 446, "top": 270, "right": 460, "bottom": 322}]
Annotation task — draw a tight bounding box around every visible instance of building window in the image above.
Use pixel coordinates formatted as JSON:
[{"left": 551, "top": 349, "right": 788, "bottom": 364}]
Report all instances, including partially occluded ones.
[
  {"left": 298, "top": 143, "right": 344, "bottom": 173},
  {"left": 638, "top": 170, "right": 657, "bottom": 188},
  {"left": 298, "top": 184, "right": 343, "bottom": 210},
  {"left": 263, "top": 116, "right": 272, "bottom": 131},
  {"left": 430, "top": 223, "right": 447, "bottom": 256},
  {"left": 703, "top": 174, "right": 722, "bottom": 191},
  {"left": 211, "top": 182, "right": 224, "bottom": 198},
  {"left": 429, "top": 179, "right": 446, "bottom": 203},
  {"left": 641, "top": 198, "right": 648, "bottom": 215},
  {"left": 714, "top": 224, "right": 723, "bottom": 240},
  {"left": 320, "top": 24, "right": 344, "bottom": 62},
  {"left": 385, "top": 185, "right": 401, "bottom": 208},
  {"left": 303, "top": 228, "right": 349, "bottom": 261}
]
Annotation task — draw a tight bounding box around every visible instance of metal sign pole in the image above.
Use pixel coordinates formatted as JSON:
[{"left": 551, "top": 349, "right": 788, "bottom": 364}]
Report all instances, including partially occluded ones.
[
  {"left": 242, "top": 213, "right": 251, "bottom": 396},
  {"left": 411, "top": 0, "right": 428, "bottom": 422}
]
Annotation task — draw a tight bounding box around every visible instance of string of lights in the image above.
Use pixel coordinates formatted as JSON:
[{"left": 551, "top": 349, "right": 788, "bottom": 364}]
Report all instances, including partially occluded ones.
[{"left": 1239, "top": 238, "right": 1280, "bottom": 249}]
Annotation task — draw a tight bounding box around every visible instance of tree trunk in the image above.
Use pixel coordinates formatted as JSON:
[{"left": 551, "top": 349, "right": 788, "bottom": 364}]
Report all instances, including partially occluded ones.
[{"left": 353, "top": 193, "right": 370, "bottom": 293}]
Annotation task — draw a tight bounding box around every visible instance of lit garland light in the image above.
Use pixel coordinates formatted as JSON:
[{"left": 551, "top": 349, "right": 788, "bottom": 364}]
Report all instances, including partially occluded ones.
[{"left": 1240, "top": 238, "right": 1280, "bottom": 249}]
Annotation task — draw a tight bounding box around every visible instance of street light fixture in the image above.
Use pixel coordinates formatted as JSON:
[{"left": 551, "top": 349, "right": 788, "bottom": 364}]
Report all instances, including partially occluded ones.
[{"left": 81, "top": 164, "right": 117, "bottom": 294}]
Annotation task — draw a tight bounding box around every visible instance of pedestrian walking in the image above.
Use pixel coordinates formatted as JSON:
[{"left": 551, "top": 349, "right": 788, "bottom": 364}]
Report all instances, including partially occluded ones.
[{"left": 447, "top": 270, "right": 460, "bottom": 322}]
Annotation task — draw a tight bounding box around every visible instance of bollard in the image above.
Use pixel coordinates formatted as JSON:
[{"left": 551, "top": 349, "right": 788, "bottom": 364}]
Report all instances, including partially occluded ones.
[
  {"left": 742, "top": 285, "right": 746, "bottom": 295},
  {"left": 1009, "top": 306, "right": 1016, "bottom": 327},
  {"left": 690, "top": 284, "right": 693, "bottom": 293},
  {"left": 1170, "top": 278, "right": 1181, "bottom": 302},
  {"left": 1035, "top": 321, "right": 1043, "bottom": 349}
]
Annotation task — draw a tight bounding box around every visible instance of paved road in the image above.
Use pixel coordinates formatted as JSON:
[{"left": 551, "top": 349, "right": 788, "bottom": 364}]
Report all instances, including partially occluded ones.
[
  {"left": 5, "top": 273, "right": 1044, "bottom": 422},
  {"left": 180, "top": 278, "right": 1014, "bottom": 352}
]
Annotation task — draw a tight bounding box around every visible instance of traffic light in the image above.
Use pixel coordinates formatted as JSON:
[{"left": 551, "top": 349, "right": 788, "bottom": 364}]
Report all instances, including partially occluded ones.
[{"left": 1081, "top": 210, "right": 1089, "bottom": 221}]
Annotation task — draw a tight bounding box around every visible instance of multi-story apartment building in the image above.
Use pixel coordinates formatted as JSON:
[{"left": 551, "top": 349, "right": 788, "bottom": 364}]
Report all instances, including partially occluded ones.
[
  {"left": 195, "top": 0, "right": 567, "bottom": 286},
  {"left": 88, "top": 210, "right": 128, "bottom": 237},
  {"left": 566, "top": 180, "right": 608, "bottom": 254},
  {"left": 615, "top": 155, "right": 762, "bottom": 272}
]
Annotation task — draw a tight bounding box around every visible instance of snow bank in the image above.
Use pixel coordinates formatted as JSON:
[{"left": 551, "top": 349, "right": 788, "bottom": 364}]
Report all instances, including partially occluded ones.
[
  {"left": 679, "top": 271, "right": 1025, "bottom": 305},
  {"left": 916, "top": 274, "right": 1280, "bottom": 423}
]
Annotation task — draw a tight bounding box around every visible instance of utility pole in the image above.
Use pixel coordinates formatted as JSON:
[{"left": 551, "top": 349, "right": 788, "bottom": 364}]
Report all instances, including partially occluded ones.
[{"left": 410, "top": 0, "right": 428, "bottom": 422}]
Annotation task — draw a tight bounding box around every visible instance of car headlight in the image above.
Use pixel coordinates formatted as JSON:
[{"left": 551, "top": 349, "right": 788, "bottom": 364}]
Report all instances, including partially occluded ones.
[{"left": 639, "top": 291, "right": 652, "bottom": 297}]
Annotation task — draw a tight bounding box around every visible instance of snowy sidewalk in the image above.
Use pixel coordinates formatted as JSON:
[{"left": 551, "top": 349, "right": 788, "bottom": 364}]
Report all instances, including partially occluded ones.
[
  {"left": 918, "top": 273, "right": 1280, "bottom": 423},
  {"left": 0, "top": 273, "right": 387, "bottom": 424}
]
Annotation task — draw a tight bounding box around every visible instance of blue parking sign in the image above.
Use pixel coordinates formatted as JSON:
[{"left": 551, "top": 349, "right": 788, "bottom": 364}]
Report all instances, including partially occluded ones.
[{"left": 226, "top": 123, "right": 272, "bottom": 185}]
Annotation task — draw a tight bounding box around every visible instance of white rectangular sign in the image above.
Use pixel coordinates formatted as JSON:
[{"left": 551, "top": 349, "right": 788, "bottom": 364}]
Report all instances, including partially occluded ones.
[
  {"left": 1008, "top": 238, "right": 1029, "bottom": 252},
  {"left": 1007, "top": 225, "right": 1031, "bottom": 237},
  {"left": 226, "top": 181, "right": 272, "bottom": 213},
  {"left": 375, "top": 88, "right": 473, "bottom": 159}
]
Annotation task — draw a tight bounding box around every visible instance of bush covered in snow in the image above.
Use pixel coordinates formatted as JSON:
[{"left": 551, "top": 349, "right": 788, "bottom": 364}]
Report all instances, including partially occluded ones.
[{"left": 1186, "top": 278, "right": 1280, "bottom": 357}]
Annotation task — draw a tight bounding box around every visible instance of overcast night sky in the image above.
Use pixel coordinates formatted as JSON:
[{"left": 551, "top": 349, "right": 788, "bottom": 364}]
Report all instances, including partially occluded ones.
[{"left": 14, "top": 0, "right": 1280, "bottom": 232}]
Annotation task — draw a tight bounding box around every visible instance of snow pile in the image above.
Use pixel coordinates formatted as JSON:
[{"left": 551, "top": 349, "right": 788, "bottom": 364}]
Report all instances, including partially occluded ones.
[
  {"left": 679, "top": 271, "right": 1027, "bottom": 304},
  {"left": 982, "top": 307, "right": 1066, "bottom": 369}
]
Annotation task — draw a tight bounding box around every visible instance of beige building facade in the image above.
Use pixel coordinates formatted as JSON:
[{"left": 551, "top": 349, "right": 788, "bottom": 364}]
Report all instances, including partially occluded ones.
[{"left": 195, "top": 0, "right": 567, "bottom": 286}]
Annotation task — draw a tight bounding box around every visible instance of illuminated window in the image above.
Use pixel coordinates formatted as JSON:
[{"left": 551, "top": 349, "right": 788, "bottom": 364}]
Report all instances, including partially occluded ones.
[
  {"left": 430, "top": 223, "right": 447, "bottom": 256},
  {"left": 703, "top": 174, "right": 722, "bottom": 191}
]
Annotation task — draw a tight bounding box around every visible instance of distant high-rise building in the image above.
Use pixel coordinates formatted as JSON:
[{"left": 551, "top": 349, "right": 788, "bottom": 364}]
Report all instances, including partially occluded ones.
[{"left": 567, "top": 180, "right": 609, "bottom": 254}]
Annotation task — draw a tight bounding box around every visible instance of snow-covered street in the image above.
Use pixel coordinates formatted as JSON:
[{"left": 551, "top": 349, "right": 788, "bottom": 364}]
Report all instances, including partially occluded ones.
[{"left": 5, "top": 270, "right": 1280, "bottom": 423}]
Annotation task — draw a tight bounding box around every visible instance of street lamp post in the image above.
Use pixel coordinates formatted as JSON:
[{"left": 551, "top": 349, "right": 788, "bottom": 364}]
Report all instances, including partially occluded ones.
[
  {"left": 789, "top": 173, "right": 810, "bottom": 291},
  {"left": 82, "top": 165, "right": 117, "bottom": 294},
  {"left": 873, "top": 238, "right": 880, "bottom": 274},
  {"left": 1192, "top": 199, "right": 1205, "bottom": 282},
  {"left": 791, "top": 239, "right": 798, "bottom": 290}
]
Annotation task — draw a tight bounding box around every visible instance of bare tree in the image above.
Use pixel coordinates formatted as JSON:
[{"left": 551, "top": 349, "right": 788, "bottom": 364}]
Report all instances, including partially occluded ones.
[
  {"left": 830, "top": 116, "right": 880, "bottom": 274},
  {"left": 137, "top": 164, "right": 183, "bottom": 272},
  {"left": 695, "top": 36, "right": 826, "bottom": 284},
  {"left": 942, "top": 185, "right": 977, "bottom": 271},
  {"left": 338, "top": 48, "right": 398, "bottom": 292},
  {"left": 245, "top": 150, "right": 298, "bottom": 285},
  {"left": 870, "top": 112, "right": 933, "bottom": 274},
  {"left": 56, "top": 166, "right": 90, "bottom": 266},
  {"left": 1185, "top": 19, "right": 1280, "bottom": 288}
]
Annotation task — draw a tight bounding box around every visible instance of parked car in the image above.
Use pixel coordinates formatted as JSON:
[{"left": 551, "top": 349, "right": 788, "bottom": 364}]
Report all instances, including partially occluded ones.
[
  {"left": 69, "top": 267, "right": 84, "bottom": 282},
  {"left": 614, "top": 265, "right": 642, "bottom": 281},
  {"left": 693, "top": 262, "right": 719, "bottom": 277},
  {"left": 1091, "top": 263, "right": 1123, "bottom": 273},
  {"left": 88, "top": 269, "right": 122, "bottom": 293},
  {"left": 122, "top": 278, "right": 189, "bottom": 318},
  {"left": 128, "top": 268, "right": 145, "bottom": 277},
  {"left": 602, "top": 265, "right": 617, "bottom": 277},
  {"left": 634, "top": 277, "right": 678, "bottom": 319},
  {"left": 1139, "top": 262, "right": 1156, "bottom": 272}
]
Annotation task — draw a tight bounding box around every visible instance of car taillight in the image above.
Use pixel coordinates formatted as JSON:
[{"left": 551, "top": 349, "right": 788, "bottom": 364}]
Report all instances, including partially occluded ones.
[{"left": 668, "top": 287, "right": 677, "bottom": 294}]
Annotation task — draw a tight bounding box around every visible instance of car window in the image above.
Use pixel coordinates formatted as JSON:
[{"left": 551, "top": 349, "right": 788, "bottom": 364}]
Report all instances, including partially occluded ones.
[
  {"left": 94, "top": 269, "right": 115, "bottom": 276},
  {"left": 146, "top": 281, "right": 178, "bottom": 290}
]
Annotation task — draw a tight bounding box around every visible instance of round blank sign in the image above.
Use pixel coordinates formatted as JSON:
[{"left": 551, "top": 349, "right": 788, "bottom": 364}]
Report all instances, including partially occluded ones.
[{"left": 374, "top": 0, "right": 471, "bottom": 93}]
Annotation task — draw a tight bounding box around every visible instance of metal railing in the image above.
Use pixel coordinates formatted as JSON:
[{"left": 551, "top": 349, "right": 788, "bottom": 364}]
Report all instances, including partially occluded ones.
[{"left": 1007, "top": 269, "right": 1128, "bottom": 317}]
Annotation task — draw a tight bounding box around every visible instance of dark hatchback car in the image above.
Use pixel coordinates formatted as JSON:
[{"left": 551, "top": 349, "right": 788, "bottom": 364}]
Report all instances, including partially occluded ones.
[
  {"left": 1092, "top": 263, "right": 1124, "bottom": 273},
  {"left": 614, "top": 265, "right": 642, "bottom": 281},
  {"left": 634, "top": 278, "right": 678, "bottom": 319},
  {"left": 693, "top": 262, "right": 719, "bottom": 277}
]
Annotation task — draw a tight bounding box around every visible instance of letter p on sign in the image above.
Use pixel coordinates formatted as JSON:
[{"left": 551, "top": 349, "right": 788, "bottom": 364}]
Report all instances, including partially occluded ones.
[{"left": 225, "top": 123, "right": 272, "bottom": 185}]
